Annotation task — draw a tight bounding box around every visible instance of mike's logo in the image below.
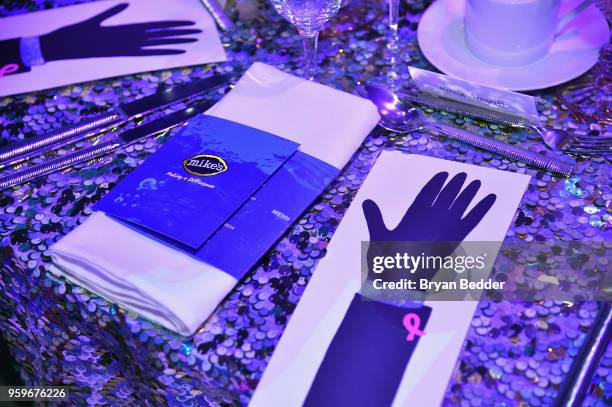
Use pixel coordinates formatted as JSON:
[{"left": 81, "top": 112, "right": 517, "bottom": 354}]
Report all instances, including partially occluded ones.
[{"left": 182, "top": 154, "right": 228, "bottom": 176}]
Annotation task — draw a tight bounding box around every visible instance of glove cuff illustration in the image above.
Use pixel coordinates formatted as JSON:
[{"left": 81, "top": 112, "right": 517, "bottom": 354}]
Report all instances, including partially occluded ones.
[{"left": 20, "top": 36, "right": 46, "bottom": 67}]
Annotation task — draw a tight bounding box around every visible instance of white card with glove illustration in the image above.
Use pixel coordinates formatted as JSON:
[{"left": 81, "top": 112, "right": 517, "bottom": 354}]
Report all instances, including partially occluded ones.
[
  {"left": 250, "top": 152, "right": 530, "bottom": 407},
  {"left": 0, "top": 0, "right": 226, "bottom": 96}
]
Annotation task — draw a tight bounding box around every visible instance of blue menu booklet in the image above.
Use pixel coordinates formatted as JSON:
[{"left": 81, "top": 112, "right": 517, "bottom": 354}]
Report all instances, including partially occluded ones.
[
  {"left": 95, "top": 115, "right": 300, "bottom": 249},
  {"left": 96, "top": 114, "right": 339, "bottom": 281}
]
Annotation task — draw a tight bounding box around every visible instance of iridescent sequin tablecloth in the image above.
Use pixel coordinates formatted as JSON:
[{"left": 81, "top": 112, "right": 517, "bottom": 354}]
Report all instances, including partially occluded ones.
[{"left": 0, "top": 1, "right": 610, "bottom": 406}]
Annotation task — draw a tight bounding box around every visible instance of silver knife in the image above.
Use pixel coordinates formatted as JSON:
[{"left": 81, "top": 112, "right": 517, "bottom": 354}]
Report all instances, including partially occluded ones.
[
  {"left": 0, "top": 73, "right": 234, "bottom": 168},
  {"left": 0, "top": 101, "right": 215, "bottom": 191}
]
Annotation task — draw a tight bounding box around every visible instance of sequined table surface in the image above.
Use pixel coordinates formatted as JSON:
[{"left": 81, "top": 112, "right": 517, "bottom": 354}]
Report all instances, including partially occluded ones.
[{"left": 0, "top": 1, "right": 610, "bottom": 406}]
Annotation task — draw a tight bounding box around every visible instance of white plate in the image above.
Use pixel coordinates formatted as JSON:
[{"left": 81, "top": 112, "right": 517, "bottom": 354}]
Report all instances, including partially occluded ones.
[{"left": 417, "top": 0, "right": 609, "bottom": 91}]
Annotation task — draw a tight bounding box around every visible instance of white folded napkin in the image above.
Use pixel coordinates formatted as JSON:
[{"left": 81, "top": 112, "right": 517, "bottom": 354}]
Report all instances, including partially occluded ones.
[{"left": 50, "top": 62, "right": 380, "bottom": 336}]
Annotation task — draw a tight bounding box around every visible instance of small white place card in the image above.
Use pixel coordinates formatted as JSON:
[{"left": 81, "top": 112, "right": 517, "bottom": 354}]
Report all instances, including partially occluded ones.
[{"left": 408, "top": 66, "right": 542, "bottom": 124}]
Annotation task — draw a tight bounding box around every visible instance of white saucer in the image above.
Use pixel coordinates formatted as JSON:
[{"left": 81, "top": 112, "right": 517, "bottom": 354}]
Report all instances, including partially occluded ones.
[{"left": 417, "top": 0, "right": 610, "bottom": 91}]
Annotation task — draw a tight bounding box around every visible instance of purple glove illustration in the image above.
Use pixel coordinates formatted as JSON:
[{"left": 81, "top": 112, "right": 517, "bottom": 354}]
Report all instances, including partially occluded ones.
[
  {"left": 362, "top": 171, "right": 496, "bottom": 283},
  {"left": 40, "top": 3, "right": 201, "bottom": 61}
]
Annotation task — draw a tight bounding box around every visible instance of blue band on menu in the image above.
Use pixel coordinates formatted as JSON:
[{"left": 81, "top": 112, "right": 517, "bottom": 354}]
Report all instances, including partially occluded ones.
[
  {"left": 303, "top": 295, "right": 432, "bottom": 407},
  {"left": 196, "top": 150, "right": 338, "bottom": 279},
  {"left": 95, "top": 115, "right": 300, "bottom": 250}
]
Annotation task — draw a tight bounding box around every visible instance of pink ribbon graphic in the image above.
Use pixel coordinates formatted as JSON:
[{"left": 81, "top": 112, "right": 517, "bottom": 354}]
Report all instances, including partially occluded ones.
[
  {"left": 403, "top": 312, "right": 426, "bottom": 341},
  {"left": 0, "top": 64, "right": 19, "bottom": 78}
]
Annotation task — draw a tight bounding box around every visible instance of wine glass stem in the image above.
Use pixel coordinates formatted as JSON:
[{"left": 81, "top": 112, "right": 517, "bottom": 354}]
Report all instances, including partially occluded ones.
[
  {"left": 388, "top": 0, "right": 399, "bottom": 50},
  {"left": 300, "top": 31, "right": 319, "bottom": 81}
]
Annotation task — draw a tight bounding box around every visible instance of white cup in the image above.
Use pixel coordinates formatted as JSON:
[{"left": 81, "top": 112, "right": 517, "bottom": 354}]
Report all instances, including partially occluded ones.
[{"left": 465, "top": 0, "right": 591, "bottom": 66}]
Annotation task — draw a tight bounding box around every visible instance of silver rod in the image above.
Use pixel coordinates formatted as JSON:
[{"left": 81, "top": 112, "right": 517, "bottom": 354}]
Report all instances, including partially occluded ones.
[
  {"left": 0, "top": 112, "right": 123, "bottom": 168},
  {"left": 554, "top": 302, "right": 612, "bottom": 407},
  {"left": 199, "top": 0, "right": 234, "bottom": 31},
  {"left": 432, "top": 123, "right": 575, "bottom": 177},
  {"left": 0, "top": 141, "right": 120, "bottom": 190}
]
